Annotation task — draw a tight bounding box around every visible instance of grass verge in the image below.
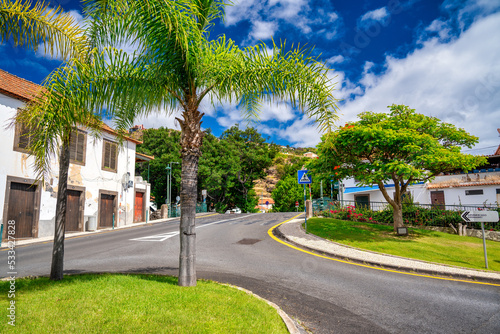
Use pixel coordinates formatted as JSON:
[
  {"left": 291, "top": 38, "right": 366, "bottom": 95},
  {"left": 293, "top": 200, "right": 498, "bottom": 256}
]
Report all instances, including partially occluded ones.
[
  {"left": 306, "top": 217, "right": 500, "bottom": 271},
  {"left": 0, "top": 274, "right": 288, "bottom": 333}
]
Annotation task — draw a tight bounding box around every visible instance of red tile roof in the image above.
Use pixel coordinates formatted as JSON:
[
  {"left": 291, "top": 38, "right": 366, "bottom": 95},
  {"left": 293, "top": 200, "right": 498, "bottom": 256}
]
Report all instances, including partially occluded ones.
[
  {"left": 0, "top": 68, "right": 43, "bottom": 101},
  {"left": 427, "top": 180, "right": 500, "bottom": 189}
]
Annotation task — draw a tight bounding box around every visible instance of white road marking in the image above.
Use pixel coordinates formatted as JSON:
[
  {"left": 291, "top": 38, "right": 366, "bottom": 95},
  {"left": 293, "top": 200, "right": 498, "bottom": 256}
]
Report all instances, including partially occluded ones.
[{"left": 130, "top": 214, "right": 254, "bottom": 242}]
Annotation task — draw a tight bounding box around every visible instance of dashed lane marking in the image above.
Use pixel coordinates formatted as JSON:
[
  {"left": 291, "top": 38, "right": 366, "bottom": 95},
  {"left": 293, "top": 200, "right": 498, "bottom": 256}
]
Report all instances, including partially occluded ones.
[{"left": 130, "top": 214, "right": 253, "bottom": 242}]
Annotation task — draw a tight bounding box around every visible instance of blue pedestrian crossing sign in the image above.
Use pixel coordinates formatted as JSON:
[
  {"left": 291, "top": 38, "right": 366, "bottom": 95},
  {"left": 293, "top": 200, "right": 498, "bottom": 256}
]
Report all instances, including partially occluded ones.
[{"left": 297, "top": 170, "right": 312, "bottom": 184}]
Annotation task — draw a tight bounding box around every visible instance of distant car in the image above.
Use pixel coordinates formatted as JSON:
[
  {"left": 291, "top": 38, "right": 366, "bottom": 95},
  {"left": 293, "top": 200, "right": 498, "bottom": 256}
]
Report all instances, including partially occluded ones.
[{"left": 225, "top": 207, "right": 242, "bottom": 214}]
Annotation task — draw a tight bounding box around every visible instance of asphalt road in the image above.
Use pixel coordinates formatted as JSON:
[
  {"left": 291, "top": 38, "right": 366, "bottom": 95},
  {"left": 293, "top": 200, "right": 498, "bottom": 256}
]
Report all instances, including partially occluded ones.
[{"left": 1, "top": 212, "right": 499, "bottom": 333}]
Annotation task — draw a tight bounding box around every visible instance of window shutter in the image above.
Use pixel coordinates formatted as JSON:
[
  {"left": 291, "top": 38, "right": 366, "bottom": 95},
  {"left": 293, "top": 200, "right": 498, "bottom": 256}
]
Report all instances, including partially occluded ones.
[
  {"left": 110, "top": 143, "right": 117, "bottom": 170},
  {"left": 18, "top": 123, "right": 31, "bottom": 149},
  {"left": 104, "top": 141, "right": 111, "bottom": 168},
  {"left": 76, "top": 132, "right": 85, "bottom": 162}
]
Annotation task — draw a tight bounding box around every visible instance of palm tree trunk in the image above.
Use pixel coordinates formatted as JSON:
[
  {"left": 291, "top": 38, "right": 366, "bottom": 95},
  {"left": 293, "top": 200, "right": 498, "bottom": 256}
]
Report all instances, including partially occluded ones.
[
  {"left": 177, "top": 105, "right": 204, "bottom": 287},
  {"left": 50, "top": 138, "right": 70, "bottom": 280},
  {"left": 178, "top": 152, "right": 199, "bottom": 286}
]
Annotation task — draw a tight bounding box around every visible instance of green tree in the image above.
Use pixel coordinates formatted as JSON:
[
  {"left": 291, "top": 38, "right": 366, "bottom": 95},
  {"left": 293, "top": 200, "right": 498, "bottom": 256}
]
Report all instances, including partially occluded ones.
[
  {"left": 313, "top": 104, "right": 486, "bottom": 230},
  {"left": 271, "top": 175, "right": 304, "bottom": 212},
  {"left": 135, "top": 128, "right": 182, "bottom": 206},
  {"left": 32, "top": 0, "right": 338, "bottom": 286}
]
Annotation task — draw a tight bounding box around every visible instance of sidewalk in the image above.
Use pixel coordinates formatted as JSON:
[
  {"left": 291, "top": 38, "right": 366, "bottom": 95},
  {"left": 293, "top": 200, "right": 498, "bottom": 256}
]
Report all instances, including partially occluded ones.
[
  {"left": 1, "top": 212, "right": 216, "bottom": 248},
  {"left": 276, "top": 218, "right": 500, "bottom": 284}
]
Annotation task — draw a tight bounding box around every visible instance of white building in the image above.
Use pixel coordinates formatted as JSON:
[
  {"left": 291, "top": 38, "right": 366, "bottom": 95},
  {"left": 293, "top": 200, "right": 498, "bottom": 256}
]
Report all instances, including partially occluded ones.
[
  {"left": 342, "top": 155, "right": 500, "bottom": 209},
  {"left": 0, "top": 69, "right": 151, "bottom": 240}
]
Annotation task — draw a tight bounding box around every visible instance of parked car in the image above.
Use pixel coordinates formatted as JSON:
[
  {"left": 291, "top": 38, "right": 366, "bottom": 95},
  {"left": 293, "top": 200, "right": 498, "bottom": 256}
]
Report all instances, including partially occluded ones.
[{"left": 225, "top": 207, "right": 242, "bottom": 214}]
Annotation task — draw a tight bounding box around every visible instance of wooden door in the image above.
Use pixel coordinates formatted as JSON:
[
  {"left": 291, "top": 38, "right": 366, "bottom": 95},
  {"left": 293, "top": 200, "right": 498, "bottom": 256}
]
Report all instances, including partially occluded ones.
[
  {"left": 65, "top": 190, "right": 82, "bottom": 232},
  {"left": 134, "top": 192, "right": 144, "bottom": 222},
  {"left": 7, "top": 182, "right": 37, "bottom": 238},
  {"left": 431, "top": 191, "right": 445, "bottom": 209},
  {"left": 99, "top": 194, "right": 115, "bottom": 228}
]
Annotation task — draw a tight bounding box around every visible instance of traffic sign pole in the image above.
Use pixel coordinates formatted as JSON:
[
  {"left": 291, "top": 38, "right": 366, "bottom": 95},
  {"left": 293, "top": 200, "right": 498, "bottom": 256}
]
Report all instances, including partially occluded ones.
[
  {"left": 461, "top": 210, "right": 498, "bottom": 269},
  {"left": 481, "top": 222, "right": 488, "bottom": 269},
  {"left": 304, "top": 184, "right": 307, "bottom": 233}
]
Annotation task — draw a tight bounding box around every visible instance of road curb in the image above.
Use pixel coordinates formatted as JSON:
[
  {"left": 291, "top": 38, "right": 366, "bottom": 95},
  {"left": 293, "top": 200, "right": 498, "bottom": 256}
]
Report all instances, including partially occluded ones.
[{"left": 274, "top": 220, "right": 500, "bottom": 285}]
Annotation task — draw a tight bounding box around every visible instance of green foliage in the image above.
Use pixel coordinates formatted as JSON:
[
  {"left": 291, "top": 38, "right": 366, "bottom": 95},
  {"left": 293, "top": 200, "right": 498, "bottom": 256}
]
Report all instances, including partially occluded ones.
[
  {"left": 136, "top": 127, "right": 182, "bottom": 206},
  {"left": 271, "top": 175, "right": 304, "bottom": 212},
  {"left": 137, "top": 126, "right": 276, "bottom": 212},
  {"left": 311, "top": 104, "right": 486, "bottom": 228}
]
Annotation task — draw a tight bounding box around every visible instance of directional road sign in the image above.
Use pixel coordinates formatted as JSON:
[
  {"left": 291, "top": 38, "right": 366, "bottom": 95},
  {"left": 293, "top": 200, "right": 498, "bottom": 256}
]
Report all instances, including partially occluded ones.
[
  {"left": 461, "top": 211, "right": 499, "bottom": 223},
  {"left": 297, "top": 170, "right": 312, "bottom": 184}
]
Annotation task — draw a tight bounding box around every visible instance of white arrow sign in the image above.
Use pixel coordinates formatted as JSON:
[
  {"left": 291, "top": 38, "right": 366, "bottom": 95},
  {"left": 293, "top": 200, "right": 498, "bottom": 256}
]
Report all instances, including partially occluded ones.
[{"left": 461, "top": 211, "right": 499, "bottom": 223}]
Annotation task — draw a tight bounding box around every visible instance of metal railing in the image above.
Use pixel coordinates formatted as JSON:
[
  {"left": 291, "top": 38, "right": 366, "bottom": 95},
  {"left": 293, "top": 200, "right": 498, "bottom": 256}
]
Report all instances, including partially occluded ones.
[{"left": 167, "top": 202, "right": 207, "bottom": 218}]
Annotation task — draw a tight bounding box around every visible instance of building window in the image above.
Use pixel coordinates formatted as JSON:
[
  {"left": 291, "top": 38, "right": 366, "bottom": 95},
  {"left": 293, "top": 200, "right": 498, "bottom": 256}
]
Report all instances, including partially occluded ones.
[
  {"left": 13, "top": 121, "right": 34, "bottom": 153},
  {"left": 465, "top": 189, "right": 483, "bottom": 195},
  {"left": 102, "top": 139, "right": 118, "bottom": 172},
  {"left": 497, "top": 189, "right": 500, "bottom": 194},
  {"left": 69, "top": 129, "right": 87, "bottom": 165}
]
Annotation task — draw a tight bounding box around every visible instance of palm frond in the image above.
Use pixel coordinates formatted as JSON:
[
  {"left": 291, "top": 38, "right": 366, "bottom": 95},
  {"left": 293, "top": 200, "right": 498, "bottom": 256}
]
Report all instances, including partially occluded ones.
[{"left": 0, "top": 0, "right": 86, "bottom": 60}]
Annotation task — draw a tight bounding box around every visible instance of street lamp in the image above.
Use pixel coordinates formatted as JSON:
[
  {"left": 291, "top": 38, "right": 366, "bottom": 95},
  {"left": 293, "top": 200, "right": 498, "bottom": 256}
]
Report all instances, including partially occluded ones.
[{"left": 166, "top": 162, "right": 180, "bottom": 217}]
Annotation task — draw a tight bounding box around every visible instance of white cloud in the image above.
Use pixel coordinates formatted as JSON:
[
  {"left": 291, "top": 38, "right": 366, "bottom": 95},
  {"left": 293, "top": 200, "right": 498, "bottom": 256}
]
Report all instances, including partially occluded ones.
[
  {"left": 249, "top": 21, "right": 278, "bottom": 40},
  {"left": 226, "top": 0, "right": 342, "bottom": 43},
  {"left": 326, "top": 55, "right": 345, "bottom": 65},
  {"left": 276, "top": 116, "right": 323, "bottom": 147},
  {"left": 360, "top": 7, "right": 390, "bottom": 24},
  {"left": 335, "top": 12, "right": 500, "bottom": 154}
]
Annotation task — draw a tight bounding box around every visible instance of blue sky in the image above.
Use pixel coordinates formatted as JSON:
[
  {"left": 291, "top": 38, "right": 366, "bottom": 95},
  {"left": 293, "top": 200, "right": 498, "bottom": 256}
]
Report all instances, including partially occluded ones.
[{"left": 1, "top": 0, "right": 499, "bottom": 153}]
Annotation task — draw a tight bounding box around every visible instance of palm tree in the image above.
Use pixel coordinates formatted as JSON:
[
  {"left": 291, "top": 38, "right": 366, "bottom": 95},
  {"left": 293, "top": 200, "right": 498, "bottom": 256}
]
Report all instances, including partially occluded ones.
[
  {"left": 1, "top": 0, "right": 103, "bottom": 281},
  {"left": 4, "top": 0, "right": 338, "bottom": 286},
  {"left": 69, "top": 0, "right": 339, "bottom": 286}
]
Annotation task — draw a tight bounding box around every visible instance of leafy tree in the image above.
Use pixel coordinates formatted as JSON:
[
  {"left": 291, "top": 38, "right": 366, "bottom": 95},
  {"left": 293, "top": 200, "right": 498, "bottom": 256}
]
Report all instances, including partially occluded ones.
[
  {"left": 198, "top": 126, "right": 277, "bottom": 212},
  {"left": 32, "top": 0, "right": 338, "bottom": 287},
  {"left": 313, "top": 105, "right": 486, "bottom": 230},
  {"left": 136, "top": 128, "right": 182, "bottom": 206},
  {"left": 271, "top": 175, "right": 304, "bottom": 212}
]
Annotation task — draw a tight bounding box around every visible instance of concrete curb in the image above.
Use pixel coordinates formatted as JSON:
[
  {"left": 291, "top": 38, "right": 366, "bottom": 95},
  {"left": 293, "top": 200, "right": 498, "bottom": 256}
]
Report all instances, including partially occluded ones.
[{"left": 275, "top": 219, "right": 500, "bottom": 285}]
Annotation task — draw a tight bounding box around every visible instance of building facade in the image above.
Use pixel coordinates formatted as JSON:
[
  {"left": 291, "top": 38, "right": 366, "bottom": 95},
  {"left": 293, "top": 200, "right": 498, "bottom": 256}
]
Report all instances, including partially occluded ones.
[{"left": 0, "top": 69, "right": 151, "bottom": 241}]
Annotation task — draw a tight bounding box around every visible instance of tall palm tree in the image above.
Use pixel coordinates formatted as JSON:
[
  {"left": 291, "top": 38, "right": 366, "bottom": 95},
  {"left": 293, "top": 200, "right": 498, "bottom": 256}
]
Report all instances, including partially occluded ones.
[
  {"left": 69, "top": 0, "right": 339, "bottom": 286},
  {"left": 4, "top": 0, "right": 338, "bottom": 286}
]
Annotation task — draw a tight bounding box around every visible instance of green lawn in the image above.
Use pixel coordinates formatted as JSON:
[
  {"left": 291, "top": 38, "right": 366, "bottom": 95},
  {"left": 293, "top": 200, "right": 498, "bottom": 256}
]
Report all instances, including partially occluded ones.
[
  {"left": 306, "top": 218, "right": 500, "bottom": 272},
  {"left": 0, "top": 274, "right": 288, "bottom": 333}
]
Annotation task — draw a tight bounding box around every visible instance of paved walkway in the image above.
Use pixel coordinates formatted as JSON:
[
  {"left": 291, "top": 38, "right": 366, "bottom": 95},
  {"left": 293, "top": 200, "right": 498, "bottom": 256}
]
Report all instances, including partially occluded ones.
[{"left": 277, "top": 218, "right": 500, "bottom": 284}]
